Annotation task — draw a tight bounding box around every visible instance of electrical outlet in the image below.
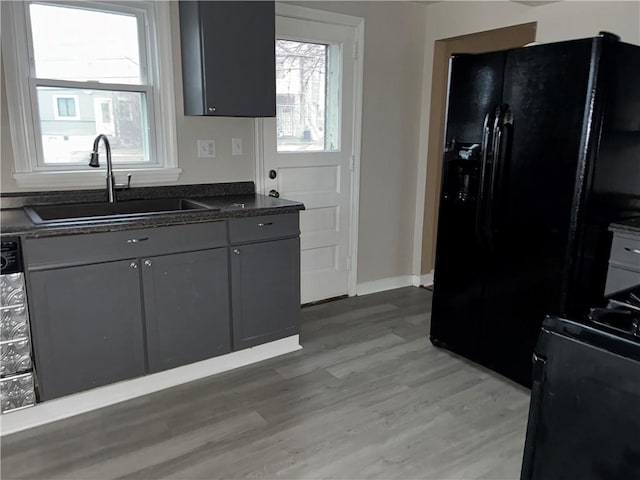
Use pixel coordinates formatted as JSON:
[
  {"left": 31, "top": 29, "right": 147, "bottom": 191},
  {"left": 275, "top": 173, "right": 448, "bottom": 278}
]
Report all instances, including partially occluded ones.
[
  {"left": 197, "top": 140, "right": 216, "bottom": 158},
  {"left": 232, "top": 137, "right": 243, "bottom": 156}
]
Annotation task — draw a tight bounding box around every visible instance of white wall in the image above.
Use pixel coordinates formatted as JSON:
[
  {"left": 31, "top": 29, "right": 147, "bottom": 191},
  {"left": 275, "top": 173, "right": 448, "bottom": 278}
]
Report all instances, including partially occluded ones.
[{"left": 414, "top": 0, "right": 640, "bottom": 275}]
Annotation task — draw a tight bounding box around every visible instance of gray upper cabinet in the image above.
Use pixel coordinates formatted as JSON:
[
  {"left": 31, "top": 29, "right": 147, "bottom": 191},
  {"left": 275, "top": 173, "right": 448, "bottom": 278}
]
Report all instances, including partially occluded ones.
[
  {"left": 179, "top": 1, "right": 276, "bottom": 117},
  {"left": 143, "top": 249, "right": 231, "bottom": 373},
  {"left": 28, "top": 260, "right": 146, "bottom": 401}
]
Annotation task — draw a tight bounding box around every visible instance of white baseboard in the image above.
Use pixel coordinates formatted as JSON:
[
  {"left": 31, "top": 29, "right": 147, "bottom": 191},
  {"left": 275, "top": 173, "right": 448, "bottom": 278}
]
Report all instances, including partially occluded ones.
[
  {"left": 413, "top": 270, "right": 434, "bottom": 287},
  {"left": 0, "top": 335, "right": 301, "bottom": 436},
  {"left": 356, "top": 275, "right": 414, "bottom": 296},
  {"left": 356, "top": 271, "right": 435, "bottom": 296}
]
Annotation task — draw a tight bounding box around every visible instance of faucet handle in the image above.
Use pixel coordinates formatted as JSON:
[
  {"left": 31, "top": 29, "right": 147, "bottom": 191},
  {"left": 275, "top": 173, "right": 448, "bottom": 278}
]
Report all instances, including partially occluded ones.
[{"left": 115, "top": 174, "right": 132, "bottom": 191}]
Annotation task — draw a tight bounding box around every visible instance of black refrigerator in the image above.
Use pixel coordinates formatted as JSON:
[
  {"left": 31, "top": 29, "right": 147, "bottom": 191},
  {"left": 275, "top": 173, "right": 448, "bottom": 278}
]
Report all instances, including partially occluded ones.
[{"left": 430, "top": 32, "right": 640, "bottom": 387}]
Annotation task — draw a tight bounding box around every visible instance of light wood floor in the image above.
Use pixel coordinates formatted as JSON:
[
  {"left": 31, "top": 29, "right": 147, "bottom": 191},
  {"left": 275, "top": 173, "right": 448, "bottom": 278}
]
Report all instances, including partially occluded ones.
[{"left": 1, "top": 287, "right": 530, "bottom": 480}]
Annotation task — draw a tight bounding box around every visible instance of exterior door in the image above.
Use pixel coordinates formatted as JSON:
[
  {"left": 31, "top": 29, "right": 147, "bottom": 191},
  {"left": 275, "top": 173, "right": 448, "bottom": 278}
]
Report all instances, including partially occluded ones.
[{"left": 261, "top": 14, "right": 359, "bottom": 303}]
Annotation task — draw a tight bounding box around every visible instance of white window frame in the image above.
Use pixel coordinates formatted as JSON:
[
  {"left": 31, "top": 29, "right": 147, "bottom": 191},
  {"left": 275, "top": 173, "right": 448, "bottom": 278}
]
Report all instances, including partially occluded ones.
[
  {"left": 2, "top": 0, "right": 181, "bottom": 188},
  {"left": 52, "top": 95, "right": 80, "bottom": 120}
]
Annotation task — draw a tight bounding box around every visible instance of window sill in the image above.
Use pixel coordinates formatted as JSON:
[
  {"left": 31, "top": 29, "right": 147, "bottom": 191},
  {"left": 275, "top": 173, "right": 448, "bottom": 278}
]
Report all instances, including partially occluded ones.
[{"left": 13, "top": 168, "right": 182, "bottom": 189}]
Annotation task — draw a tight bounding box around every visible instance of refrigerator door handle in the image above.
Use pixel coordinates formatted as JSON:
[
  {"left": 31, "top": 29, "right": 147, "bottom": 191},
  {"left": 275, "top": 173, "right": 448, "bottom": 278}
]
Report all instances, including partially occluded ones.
[
  {"left": 485, "top": 104, "right": 512, "bottom": 247},
  {"left": 482, "top": 105, "right": 504, "bottom": 246},
  {"left": 476, "top": 109, "right": 496, "bottom": 244}
]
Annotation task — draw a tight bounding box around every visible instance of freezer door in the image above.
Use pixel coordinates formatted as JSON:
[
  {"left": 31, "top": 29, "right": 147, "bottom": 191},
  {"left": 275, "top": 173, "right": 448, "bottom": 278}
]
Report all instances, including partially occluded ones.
[
  {"left": 443, "top": 52, "right": 505, "bottom": 146},
  {"left": 479, "top": 38, "right": 596, "bottom": 385},
  {"left": 430, "top": 51, "right": 505, "bottom": 358}
]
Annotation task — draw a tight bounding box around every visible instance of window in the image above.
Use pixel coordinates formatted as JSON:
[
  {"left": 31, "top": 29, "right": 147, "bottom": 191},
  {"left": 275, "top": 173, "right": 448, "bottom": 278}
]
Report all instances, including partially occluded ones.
[
  {"left": 54, "top": 96, "right": 79, "bottom": 119},
  {"left": 3, "top": 1, "right": 180, "bottom": 187},
  {"left": 275, "top": 39, "right": 341, "bottom": 152}
]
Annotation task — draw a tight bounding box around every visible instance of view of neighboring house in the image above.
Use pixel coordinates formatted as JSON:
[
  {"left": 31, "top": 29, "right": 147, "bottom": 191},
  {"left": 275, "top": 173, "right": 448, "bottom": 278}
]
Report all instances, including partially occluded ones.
[
  {"left": 38, "top": 88, "right": 144, "bottom": 163},
  {"left": 30, "top": 3, "right": 146, "bottom": 164}
]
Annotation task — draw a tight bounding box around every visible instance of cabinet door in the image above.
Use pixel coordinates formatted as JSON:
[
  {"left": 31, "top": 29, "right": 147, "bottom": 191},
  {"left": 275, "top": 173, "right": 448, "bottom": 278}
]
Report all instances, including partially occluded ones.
[
  {"left": 28, "top": 261, "right": 145, "bottom": 401},
  {"left": 231, "top": 238, "right": 300, "bottom": 349},
  {"left": 179, "top": 1, "right": 276, "bottom": 117},
  {"left": 142, "top": 249, "right": 231, "bottom": 373}
]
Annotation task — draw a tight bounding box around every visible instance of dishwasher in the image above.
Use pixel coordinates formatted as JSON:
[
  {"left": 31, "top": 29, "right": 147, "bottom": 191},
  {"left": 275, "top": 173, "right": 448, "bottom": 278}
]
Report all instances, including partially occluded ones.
[{"left": 1, "top": 237, "right": 37, "bottom": 413}]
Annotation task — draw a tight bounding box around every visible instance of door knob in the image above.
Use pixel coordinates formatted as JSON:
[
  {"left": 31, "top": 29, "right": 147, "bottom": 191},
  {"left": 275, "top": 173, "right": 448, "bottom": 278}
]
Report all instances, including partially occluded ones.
[
  {"left": 144, "top": 259, "right": 152, "bottom": 267},
  {"left": 269, "top": 189, "right": 280, "bottom": 198},
  {"left": 130, "top": 261, "right": 138, "bottom": 269}
]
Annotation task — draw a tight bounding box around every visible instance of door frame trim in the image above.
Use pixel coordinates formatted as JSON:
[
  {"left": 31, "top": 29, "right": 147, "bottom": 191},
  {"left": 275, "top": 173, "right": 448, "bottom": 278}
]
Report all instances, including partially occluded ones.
[{"left": 255, "top": 3, "right": 365, "bottom": 298}]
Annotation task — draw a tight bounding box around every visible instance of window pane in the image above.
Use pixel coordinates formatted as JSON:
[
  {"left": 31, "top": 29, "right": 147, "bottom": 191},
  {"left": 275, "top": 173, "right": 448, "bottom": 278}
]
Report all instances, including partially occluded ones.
[
  {"left": 30, "top": 4, "right": 142, "bottom": 84},
  {"left": 37, "top": 87, "right": 149, "bottom": 164},
  {"left": 56, "top": 98, "right": 77, "bottom": 117},
  {"left": 276, "top": 40, "right": 339, "bottom": 152}
]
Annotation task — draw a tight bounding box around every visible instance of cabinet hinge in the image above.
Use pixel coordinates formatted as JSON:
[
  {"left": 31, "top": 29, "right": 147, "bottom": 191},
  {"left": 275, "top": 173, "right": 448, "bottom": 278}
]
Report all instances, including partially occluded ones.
[
  {"left": 349, "top": 155, "right": 355, "bottom": 171},
  {"left": 353, "top": 41, "right": 359, "bottom": 60}
]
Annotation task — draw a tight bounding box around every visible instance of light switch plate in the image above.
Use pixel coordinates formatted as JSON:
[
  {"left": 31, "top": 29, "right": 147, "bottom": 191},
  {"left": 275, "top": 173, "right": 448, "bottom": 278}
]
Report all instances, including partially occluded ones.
[
  {"left": 197, "top": 140, "right": 216, "bottom": 158},
  {"left": 232, "top": 137, "right": 243, "bottom": 156}
]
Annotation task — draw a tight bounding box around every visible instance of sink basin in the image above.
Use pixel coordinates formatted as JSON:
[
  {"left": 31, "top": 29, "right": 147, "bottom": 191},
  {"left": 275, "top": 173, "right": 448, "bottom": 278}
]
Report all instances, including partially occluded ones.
[{"left": 24, "top": 198, "right": 216, "bottom": 224}]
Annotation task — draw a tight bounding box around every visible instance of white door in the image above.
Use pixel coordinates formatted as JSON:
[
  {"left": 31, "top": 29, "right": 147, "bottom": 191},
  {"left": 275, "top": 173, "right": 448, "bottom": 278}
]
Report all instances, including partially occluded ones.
[{"left": 261, "top": 14, "right": 360, "bottom": 304}]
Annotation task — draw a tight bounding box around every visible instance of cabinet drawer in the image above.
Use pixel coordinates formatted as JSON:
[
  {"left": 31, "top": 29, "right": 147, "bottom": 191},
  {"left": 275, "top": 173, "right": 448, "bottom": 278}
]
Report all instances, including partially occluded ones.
[
  {"left": 0, "top": 338, "right": 32, "bottom": 376},
  {"left": 609, "top": 234, "right": 640, "bottom": 271},
  {"left": 1, "top": 373, "right": 36, "bottom": 413},
  {"left": 24, "top": 222, "right": 227, "bottom": 269},
  {"left": 229, "top": 213, "right": 299, "bottom": 244},
  {"left": 1, "top": 306, "right": 29, "bottom": 342},
  {"left": 1, "top": 273, "right": 26, "bottom": 308},
  {"left": 605, "top": 265, "right": 640, "bottom": 296}
]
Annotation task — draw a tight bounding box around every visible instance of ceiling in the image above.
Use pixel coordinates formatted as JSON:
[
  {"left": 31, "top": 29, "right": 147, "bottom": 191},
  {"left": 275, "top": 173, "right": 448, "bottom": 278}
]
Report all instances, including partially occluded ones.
[
  {"left": 511, "top": 1, "right": 560, "bottom": 6},
  {"left": 413, "top": 1, "right": 559, "bottom": 6}
]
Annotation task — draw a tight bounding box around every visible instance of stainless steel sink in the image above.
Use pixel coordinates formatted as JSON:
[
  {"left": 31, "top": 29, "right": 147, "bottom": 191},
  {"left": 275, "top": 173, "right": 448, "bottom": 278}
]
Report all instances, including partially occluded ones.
[{"left": 24, "top": 198, "right": 216, "bottom": 224}]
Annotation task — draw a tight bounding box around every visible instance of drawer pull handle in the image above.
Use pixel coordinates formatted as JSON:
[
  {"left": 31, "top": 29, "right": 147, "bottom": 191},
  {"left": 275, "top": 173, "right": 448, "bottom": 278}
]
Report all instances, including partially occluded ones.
[
  {"left": 624, "top": 247, "right": 640, "bottom": 255},
  {"left": 233, "top": 249, "right": 241, "bottom": 255},
  {"left": 127, "top": 237, "right": 149, "bottom": 243},
  {"left": 130, "top": 261, "right": 138, "bottom": 269},
  {"left": 258, "top": 222, "right": 273, "bottom": 227},
  {"left": 144, "top": 260, "right": 152, "bottom": 267}
]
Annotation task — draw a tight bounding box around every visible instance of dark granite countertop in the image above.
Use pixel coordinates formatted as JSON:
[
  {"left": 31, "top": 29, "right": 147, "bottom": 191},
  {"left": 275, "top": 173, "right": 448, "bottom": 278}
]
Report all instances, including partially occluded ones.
[
  {"left": 609, "top": 217, "right": 640, "bottom": 236},
  {"left": 0, "top": 183, "right": 304, "bottom": 238}
]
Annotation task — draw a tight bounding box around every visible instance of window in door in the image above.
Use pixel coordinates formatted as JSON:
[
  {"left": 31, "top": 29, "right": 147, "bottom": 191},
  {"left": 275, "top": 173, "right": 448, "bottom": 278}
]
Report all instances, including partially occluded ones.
[{"left": 275, "top": 40, "right": 341, "bottom": 152}]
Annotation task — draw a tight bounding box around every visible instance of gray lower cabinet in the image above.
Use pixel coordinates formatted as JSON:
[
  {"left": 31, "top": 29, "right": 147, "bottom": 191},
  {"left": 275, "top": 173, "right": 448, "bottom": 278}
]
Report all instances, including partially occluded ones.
[
  {"left": 143, "top": 249, "right": 231, "bottom": 373},
  {"left": 28, "top": 260, "right": 146, "bottom": 401},
  {"left": 231, "top": 238, "right": 300, "bottom": 349},
  {"left": 23, "top": 215, "right": 300, "bottom": 401}
]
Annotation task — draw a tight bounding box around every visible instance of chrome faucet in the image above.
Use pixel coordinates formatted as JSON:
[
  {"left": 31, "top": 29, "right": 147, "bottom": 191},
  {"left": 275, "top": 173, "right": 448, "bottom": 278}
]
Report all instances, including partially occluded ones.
[{"left": 88, "top": 134, "right": 130, "bottom": 203}]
